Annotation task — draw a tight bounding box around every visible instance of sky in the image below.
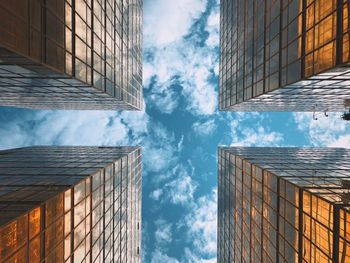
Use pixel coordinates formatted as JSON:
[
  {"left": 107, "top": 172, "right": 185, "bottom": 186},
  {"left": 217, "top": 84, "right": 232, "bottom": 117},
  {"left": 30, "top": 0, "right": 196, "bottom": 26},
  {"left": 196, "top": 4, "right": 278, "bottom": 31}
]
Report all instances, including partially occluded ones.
[{"left": 1, "top": 0, "right": 350, "bottom": 262}]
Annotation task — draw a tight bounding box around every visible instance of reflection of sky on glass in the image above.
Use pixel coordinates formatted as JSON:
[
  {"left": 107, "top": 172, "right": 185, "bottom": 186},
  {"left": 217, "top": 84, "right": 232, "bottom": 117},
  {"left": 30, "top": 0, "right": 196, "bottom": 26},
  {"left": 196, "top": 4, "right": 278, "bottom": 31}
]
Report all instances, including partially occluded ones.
[{"left": 0, "top": 0, "right": 349, "bottom": 262}]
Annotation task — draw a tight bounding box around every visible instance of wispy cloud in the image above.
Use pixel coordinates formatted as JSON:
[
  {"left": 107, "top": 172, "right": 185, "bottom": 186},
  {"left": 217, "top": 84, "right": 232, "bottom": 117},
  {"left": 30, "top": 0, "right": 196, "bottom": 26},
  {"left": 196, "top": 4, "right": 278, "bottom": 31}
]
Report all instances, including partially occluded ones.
[
  {"left": 192, "top": 119, "right": 217, "bottom": 136},
  {"left": 151, "top": 250, "right": 180, "bottom": 263},
  {"left": 150, "top": 163, "right": 197, "bottom": 206},
  {"left": 154, "top": 219, "right": 173, "bottom": 246},
  {"left": 293, "top": 112, "right": 350, "bottom": 147},
  {"left": 0, "top": 109, "right": 180, "bottom": 174},
  {"left": 149, "top": 189, "right": 163, "bottom": 201},
  {"left": 226, "top": 113, "right": 284, "bottom": 146},
  {"left": 148, "top": 85, "right": 180, "bottom": 114},
  {"left": 144, "top": 0, "right": 207, "bottom": 47},
  {"left": 184, "top": 189, "right": 217, "bottom": 262},
  {"left": 144, "top": 0, "right": 219, "bottom": 116}
]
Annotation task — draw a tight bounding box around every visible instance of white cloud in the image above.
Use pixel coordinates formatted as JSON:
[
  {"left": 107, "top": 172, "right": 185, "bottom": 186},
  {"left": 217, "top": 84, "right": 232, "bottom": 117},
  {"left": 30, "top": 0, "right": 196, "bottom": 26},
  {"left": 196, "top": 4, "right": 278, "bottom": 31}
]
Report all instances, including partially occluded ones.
[
  {"left": 148, "top": 85, "right": 179, "bottom": 114},
  {"left": 144, "top": 40, "right": 218, "bottom": 115},
  {"left": 184, "top": 188, "right": 217, "bottom": 262},
  {"left": 329, "top": 135, "right": 350, "bottom": 147},
  {"left": 154, "top": 219, "right": 173, "bottom": 246},
  {"left": 149, "top": 189, "right": 163, "bottom": 201},
  {"left": 205, "top": 1, "right": 219, "bottom": 50},
  {"left": 184, "top": 248, "right": 217, "bottom": 263},
  {"left": 227, "top": 113, "right": 284, "bottom": 146},
  {"left": 144, "top": 0, "right": 207, "bottom": 47},
  {"left": 177, "top": 135, "right": 185, "bottom": 152},
  {"left": 166, "top": 164, "right": 197, "bottom": 205},
  {"left": 293, "top": 112, "right": 350, "bottom": 147},
  {"left": 231, "top": 126, "right": 284, "bottom": 146},
  {"left": 192, "top": 119, "right": 217, "bottom": 136},
  {"left": 143, "top": 0, "right": 219, "bottom": 116},
  {"left": 0, "top": 109, "right": 179, "bottom": 174},
  {"left": 0, "top": 111, "right": 128, "bottom": 148},
  {"left": 151, "top": 250, "right": 180, "bottom": 263}
]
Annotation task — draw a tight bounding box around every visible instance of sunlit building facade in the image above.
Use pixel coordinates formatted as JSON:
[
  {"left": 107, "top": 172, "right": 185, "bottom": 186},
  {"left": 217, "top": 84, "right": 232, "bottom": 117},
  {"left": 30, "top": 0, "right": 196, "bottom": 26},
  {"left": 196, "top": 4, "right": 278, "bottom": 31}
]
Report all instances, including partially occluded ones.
[
  {"left": 218, "top": 147, "right": 350, "bottom": 263},
  {"left": 0, "top": 146, "right": 142, "bottom": 263},
  {"left": 220, "top": 0, "right": 350, "bottom": 111},
  {"left": 0, "top": 0, "right": 142, "bottom": 110}
]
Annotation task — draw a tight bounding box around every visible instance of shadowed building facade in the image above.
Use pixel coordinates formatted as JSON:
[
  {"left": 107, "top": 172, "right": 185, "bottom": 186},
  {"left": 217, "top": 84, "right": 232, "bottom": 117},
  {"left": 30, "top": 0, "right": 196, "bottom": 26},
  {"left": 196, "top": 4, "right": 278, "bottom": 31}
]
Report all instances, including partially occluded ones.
[
  {"left": 220, "top": 0, "right": 350, "bottom": 112},
  {"left": 0, "top": 146, "right": 142, "bottom": 263},
  {"left": 0, "top": 0, "right": 142, "bottom": 110},
  {"left": 218, "top": 147, "right": 350, "bottom": 263}
]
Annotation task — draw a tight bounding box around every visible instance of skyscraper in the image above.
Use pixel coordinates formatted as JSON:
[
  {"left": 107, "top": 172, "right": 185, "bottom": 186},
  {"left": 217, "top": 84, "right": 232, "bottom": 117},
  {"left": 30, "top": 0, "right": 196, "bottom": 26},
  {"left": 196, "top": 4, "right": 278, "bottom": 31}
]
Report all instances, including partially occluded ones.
[
  {"left": 0, "top": 0, "right": 142, "bottom": 110},
  {"left": 0, "top": 146, "right": 142, "bottom": 263},
  {"left": 220, "top": 0, "right": 350, "bottom": 112},
  {"left": 218, "top": 147, "right": 350, "bottom": 263}
]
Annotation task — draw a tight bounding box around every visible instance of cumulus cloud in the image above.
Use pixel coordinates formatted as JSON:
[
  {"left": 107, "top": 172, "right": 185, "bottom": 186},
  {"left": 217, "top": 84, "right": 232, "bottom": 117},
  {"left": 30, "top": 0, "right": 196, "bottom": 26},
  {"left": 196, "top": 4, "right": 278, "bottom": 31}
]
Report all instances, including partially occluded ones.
[
  {"left": 144, "top": 0, "right": 219, "bottom": 116},
  {"left": 184, "top": 189, "right": 217, "bottom": 261},
  {"left": 154, "top": 219, "right": 173, "bottom": 246},
  {"left": 227, "top": 113, "right": 284, "bottom": 146},
  {"left": 0, "top": 109, "right": 179, "bottom": 173},
  {"left": 0, "top": 111, "right": 129, "bottom": 147},
  {"left": 167, "top": 174, "right": 197, "bottom": 205},
  {"left": 148, "top": 85, "right": 180, "bottom": 114},
  {"left": 144, "top": 40, "right": 218, "bottom": 115},
  {"left": 149, "top": 188, "right": 163, "bottom": 201},
  {"left": 144, "top": 0, "right": 207, "bottom": 47},
  {"left": 231, "top": 125, "right": 284, "bottom": 146},
  {"left": 184, "top": 248, "right": 217, "bottom": 263},
  {"left": 293, "top": 112, "right": 350, "bottom": 147},
  {"left": 205, "top": 0, "right": 219, "bottom": 52},
  {"left": 150, "top": 219, "right": 179, "bottom": 263},
  {"left": 151, "top": 250, "right": 180, "bottom": 263},
  {"left": 151, "top": 164, "right": 197, "bottom": 205},
  {"left": 192, "top": 119, "right": 217, "bottom": 136}
]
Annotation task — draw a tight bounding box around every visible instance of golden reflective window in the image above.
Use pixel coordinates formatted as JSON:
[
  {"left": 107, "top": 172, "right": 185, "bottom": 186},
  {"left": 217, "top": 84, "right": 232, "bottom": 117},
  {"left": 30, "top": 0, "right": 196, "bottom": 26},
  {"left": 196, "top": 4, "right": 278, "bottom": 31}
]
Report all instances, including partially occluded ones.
[
  {"left": 314, "top": 14, "right": 335, "bottom": 49},
  {"left": 0, "top": 214, "right": 28, "bottom": 259},
  {"left": 303, "top": 214, "right": 311, "bottom": 240},
  {"left": 45, "top": 219, "right": 63, "bottom": 252},
  {"left": 29, "top": 207, "right": 41, "bottom": 239},
  {"left": 29, "top": 236, "right": 40, "bottom": 263},
  {"left": 312, "top": 196, "right": 333, "bottom": 228},
  {"left": 64, "top": 189, "right": 71, "bottom": 213},
  {"left": 6, "top": 246, "right": 27, "bottom": 263},
  {"left": 311, "top": 220, "right": 333, "bottom": 256},
  {"left": 339, "top": 239, "right": 350, "bottom": 263},
  {"left": 46, "top": 194, "right": 64, "bottom": 227},
  {"left": 315, "top": 0, "right": 336, "bottom": 22},
  {"left": 303, "top": 237, "right": 311, "bottom": 262}
]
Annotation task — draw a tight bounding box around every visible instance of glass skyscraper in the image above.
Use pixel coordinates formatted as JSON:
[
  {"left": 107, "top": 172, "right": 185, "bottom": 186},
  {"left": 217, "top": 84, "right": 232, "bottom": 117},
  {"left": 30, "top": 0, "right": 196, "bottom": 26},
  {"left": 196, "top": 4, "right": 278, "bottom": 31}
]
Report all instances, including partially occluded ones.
[
  {"left": 220, "top": 0, "right": 350, "bottom": 112},
  {"left": 0, "top": 0, "right": 142, "bottom": 110},
  {"left": 218, "top": 147, "right": 350, "bottom": 263},
  {"left": 0, "top": 146, "right": 142, "bottom": 263}
]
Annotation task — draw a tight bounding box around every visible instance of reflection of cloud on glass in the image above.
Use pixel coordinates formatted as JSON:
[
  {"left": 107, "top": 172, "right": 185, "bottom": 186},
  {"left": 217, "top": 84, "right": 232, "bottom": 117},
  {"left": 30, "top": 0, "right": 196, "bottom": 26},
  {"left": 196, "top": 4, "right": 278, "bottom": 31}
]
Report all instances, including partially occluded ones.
[{"left": 218, "top": 147, "right": 350, "bottom": 262}]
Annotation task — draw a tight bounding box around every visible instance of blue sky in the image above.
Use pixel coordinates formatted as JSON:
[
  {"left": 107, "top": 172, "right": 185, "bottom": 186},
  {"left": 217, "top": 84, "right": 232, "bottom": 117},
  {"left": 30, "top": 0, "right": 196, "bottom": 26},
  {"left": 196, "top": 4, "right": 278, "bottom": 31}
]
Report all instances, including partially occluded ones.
[{"left": 1, "top": 0, "right": 350, "bottom": 262}]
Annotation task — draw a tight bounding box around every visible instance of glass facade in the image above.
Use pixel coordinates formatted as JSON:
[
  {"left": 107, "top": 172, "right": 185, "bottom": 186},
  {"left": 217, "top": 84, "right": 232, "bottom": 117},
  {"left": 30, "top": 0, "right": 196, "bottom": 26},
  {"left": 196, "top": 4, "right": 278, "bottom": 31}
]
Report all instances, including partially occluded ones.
[
  {"left": 0, "top": 0, "right": 142, "bottom": 110},
  {"left": 218, "top": 147, "right": 350, "bottom": 263},
  {"left": 0, "top": 146, "right": 142, "bottom": 263},
  {"left": 220, "top": 0, "right": 350, "bottom": 112}
]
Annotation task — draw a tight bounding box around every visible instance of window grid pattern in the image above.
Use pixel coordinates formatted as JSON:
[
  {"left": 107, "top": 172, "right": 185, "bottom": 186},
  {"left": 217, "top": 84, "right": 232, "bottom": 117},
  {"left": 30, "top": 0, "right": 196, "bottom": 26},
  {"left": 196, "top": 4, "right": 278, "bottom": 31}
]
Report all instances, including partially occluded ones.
[
  {"left": 220, "top": 0, "right": 350, "bottom": 112},
  {"left": 0, "top": 0, "right": 142, "bottom": 110},
  {"left": 0, "top": 146, "right": 142, "bottom": 263},
  {"left": 218, "top": 147, "right": 350, "bottom": 263}
]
